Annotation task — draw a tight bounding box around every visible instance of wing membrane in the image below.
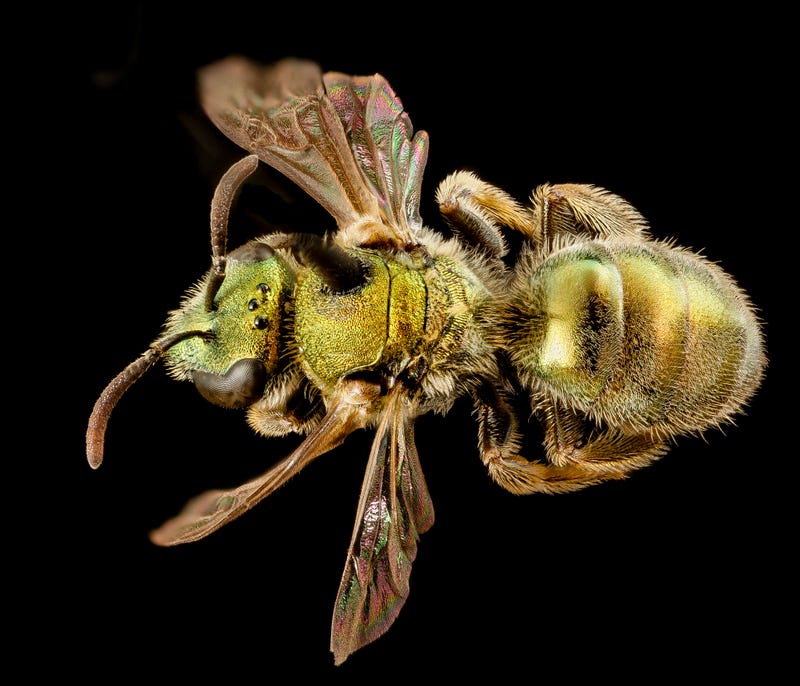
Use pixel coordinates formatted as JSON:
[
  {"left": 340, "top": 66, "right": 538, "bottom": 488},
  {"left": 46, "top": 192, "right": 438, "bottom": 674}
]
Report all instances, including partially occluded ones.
[
  {"left": 199, "top": 56, "right": 429, "bottom": 246},
  {"left": 200, "top": 56, "right": 381, "bottom": 229},
  {"left": 324, "top": 72, "right": 429, "bottom": 243},
  {"left": 330, "top": 388, "right": 435, "bottom": 665}
]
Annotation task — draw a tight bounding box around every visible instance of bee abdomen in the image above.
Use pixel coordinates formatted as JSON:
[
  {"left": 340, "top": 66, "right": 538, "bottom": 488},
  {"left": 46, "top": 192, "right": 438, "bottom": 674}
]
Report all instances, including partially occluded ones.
[{"left": 503, "top": 240, "right": 764, "bottom": 436}]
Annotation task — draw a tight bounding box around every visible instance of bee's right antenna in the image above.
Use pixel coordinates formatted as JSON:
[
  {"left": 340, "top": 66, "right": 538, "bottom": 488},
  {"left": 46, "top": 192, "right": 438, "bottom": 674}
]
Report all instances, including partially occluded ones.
[{"left": 205, "top": 155, "right": 260, "bottom": 311}]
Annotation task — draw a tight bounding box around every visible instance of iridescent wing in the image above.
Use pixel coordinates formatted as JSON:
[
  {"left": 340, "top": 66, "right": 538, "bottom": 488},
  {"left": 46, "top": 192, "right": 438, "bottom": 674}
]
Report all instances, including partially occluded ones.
[
  {"left": 330, "top": 387, "right": 435, "bottom": 665},
  {"left": 199, "top": 56, "right": 429, "bottom": 248},
  {"left": 323, "top": 70, "right": 428, "bottom": 243}
]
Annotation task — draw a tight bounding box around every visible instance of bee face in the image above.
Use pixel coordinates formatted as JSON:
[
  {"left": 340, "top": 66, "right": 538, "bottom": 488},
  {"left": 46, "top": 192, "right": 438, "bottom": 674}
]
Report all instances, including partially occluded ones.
[{"left": 160, "top": 243, "right": 295, "bottom": 409}]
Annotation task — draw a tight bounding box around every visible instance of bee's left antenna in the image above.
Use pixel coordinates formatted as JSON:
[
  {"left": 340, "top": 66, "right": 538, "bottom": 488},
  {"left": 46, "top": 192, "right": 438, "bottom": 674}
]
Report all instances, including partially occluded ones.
[
  {"left": 86, "top": 330, "right": 208, "bottom": 469},
  {"left": 205, "top": 155, "right": 260, "bottom": 311}
]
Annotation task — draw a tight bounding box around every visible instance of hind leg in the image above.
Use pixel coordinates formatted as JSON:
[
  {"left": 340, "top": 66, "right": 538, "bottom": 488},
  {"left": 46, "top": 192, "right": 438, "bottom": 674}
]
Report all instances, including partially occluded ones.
[{"left": 477, "top": 392, "right": 668, "bottom": 495}]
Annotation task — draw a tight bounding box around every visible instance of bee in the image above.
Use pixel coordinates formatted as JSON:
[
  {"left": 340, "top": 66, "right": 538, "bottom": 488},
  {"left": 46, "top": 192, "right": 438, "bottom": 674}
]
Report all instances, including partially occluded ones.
[{"left": 86, "top": 56, "right": 766, "bottom": 664}]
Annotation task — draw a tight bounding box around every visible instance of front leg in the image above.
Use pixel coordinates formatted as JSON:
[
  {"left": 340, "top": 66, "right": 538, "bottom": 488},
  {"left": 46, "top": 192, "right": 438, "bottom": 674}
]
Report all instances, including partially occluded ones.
[{"left": 247, "top": 374, "right": 323, "bottom": 437}]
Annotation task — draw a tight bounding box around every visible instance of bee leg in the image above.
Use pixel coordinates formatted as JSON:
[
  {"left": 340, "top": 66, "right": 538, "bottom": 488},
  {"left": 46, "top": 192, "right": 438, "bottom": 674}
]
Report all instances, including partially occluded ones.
[
  {"left": 435, "top": 171, "right": 532, "bottom": 258},
  {"left": 247, "top": 376, "right": 323, "bottom": 437},
  {"left": 472, "top": 381, "right": 524, "bottom": 468},
  {"left": 530, "top": 183, "right": 651, "bottom": 243},
  {"left": 482, "top": 396, "right": 669, "bottom": 494}
]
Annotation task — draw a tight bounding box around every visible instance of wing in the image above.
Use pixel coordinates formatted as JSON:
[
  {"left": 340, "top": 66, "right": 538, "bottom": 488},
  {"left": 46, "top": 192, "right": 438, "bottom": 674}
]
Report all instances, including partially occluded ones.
[
  {"left": 323, "top": 70, "right": 429, "bottom": 243},
  {"left": 199, "top": 56, "right": 429, "bottom": 248},
  {"left": 330, "top": 387, "right": 435, "bottom": 665},
  {"left": 149, "top": 379, "right": 381, "bottom": 546}
]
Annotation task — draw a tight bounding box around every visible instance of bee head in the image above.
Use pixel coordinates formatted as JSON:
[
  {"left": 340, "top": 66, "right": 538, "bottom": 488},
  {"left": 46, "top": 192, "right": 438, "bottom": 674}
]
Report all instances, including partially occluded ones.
[
  {"left": 162, "top": 239, "right": 295, "bottom": 409},
  {"left": 86, "top": 155, "right": 295, "bottom": 468}
]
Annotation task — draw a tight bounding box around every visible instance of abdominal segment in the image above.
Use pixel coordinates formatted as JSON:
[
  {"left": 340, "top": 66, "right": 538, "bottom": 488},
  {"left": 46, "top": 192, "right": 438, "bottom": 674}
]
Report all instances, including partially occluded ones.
[{"left": 502, "top": 240, "right": 764, "bottom": 436}]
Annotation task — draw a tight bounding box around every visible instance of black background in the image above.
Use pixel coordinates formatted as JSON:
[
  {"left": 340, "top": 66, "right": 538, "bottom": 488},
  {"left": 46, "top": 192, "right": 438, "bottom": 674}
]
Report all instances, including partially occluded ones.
[{"left": 35, "top": 4, "right": 791, "bottom": 681}]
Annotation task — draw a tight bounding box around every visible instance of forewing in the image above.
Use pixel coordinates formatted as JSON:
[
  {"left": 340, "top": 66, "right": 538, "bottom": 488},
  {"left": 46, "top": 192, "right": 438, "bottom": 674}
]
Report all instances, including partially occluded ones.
[
  {"left": 330, "top": 390, "right": 435, "bottom": 665},
  {"left": 199, "top": 56, "right": 382, "bottom": 230},
  {"left": 199, "top": 56, "right": 430, "bottom": 247},
  {"left": 324, "top": 71, "right": 429, "bottom": 244}
]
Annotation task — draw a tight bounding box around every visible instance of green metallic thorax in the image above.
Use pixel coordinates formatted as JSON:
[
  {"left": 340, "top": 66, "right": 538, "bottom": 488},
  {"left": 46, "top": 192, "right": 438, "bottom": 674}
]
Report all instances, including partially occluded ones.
[{"left": 294, "top": 248, "right": 478, "bottom": 392}]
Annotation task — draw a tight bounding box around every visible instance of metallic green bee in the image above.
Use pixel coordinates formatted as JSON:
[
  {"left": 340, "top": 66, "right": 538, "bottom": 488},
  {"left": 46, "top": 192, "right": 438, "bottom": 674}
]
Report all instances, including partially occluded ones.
[{"left": 87, "top": 57, "right": 766, "bottom": 665}]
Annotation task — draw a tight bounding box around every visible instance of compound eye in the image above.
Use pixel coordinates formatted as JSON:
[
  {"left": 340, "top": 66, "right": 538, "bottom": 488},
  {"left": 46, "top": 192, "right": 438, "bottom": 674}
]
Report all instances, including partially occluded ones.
[{"left": 192, "top": 358, "right": 267, "bottom": 409}]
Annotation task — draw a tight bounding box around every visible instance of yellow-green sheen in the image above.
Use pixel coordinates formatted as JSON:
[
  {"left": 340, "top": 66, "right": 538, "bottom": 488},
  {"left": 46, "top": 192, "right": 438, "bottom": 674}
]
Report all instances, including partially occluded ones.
[
  {"left": 508, "top": 240, "right": 762, "bottom": 433},
  {"left": 536, "top": 257, "right": 621, "bottom": 395},
  {"left": 294, "top": 251, "right": 431, "bottom": 390},
  {"left": 164, "top": 258, "right": 293, "bottom": 379}
]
